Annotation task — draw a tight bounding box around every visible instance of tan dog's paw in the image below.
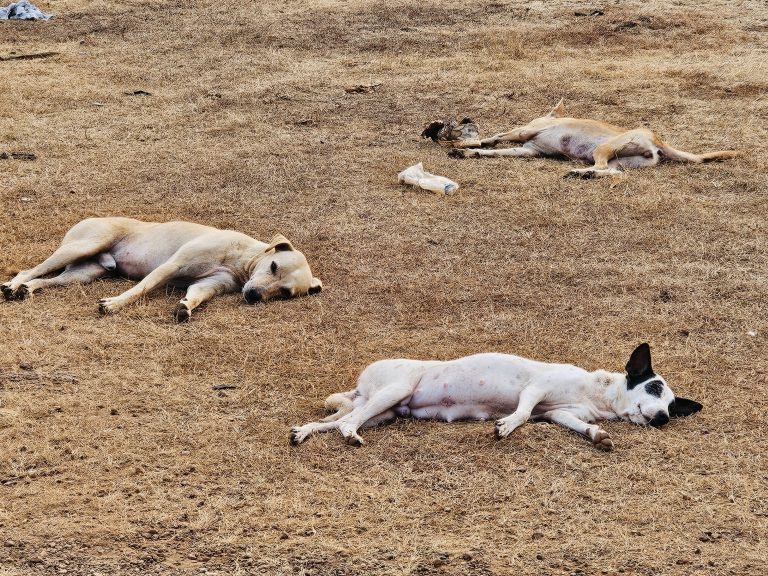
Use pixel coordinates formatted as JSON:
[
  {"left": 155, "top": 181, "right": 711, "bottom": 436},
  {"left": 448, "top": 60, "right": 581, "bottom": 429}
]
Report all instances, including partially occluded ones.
[
  {"left": 174, "top": 301, "right": 191, "bottom": 323},
  {"left": 98, "top": 297, "right": 122, "bottom": 315},
  {"left": 566, "top": 168, "right": 597, "bottom": 179},
  {"left": 592, "top": 429, "right": 614, "bottom": 451}
]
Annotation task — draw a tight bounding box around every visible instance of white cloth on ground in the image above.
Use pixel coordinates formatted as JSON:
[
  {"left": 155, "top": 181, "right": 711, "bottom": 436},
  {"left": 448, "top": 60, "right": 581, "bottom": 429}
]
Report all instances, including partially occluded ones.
[{"left": 0, "top": 1, "right": 51, "bottom": 20}]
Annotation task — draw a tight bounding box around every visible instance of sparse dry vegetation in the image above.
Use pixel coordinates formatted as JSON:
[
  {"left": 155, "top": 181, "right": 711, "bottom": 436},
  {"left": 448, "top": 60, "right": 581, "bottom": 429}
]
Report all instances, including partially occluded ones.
[{"left": 1, "top": 1, "right": 766, "bottom": 574}]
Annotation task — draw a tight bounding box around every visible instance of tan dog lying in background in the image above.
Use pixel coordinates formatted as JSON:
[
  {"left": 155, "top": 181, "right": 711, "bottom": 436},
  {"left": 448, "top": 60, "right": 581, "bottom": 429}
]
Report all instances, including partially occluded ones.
[
  {"left": 448, "top": 100, "right": 740, "bottom": 178},
  {"left": 2, "top": 217, "right": 322, "bottom": 321}
]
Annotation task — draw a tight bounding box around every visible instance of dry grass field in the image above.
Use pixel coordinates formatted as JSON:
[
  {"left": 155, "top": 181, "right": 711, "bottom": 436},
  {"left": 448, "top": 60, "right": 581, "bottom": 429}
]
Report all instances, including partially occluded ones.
[{"left": 1, "top": 0, "right": 767, "bottom": 574}]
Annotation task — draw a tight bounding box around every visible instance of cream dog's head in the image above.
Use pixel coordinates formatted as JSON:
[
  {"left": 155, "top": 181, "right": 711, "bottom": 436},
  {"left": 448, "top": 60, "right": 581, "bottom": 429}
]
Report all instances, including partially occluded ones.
[
  {"left": 242, "top": 235, "right": 322, "bottom": 304},
  {"left": 620, "top": 343, "right": 702, "bottom": 427}
]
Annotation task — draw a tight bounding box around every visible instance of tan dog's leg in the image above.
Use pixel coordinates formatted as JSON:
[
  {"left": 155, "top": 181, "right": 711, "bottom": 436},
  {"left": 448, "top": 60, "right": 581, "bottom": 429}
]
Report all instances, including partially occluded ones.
[
  {"left": 174, "top": 274, "right": 237, "bottom": 322},
  {"left": 19, "top": 262, "right": 108, "bottom": 298},
  {"left": 541, "top": 409, "right": 613, "bottom": 451},
  {"left": 98, "top": 262, "right": 181, "bottom": 314},
  {"left": 567, "top": 130, "right": 657, "bottom": 178},
  {"left": 478, "top": 127, "right": 538, "bottom": 148},
  {"left": 450, "top": 145, "right": 541, "bottom": 159},
  {"left": 448, "top": 139, "right": 483, "bottom": 149},
  {"left": 658, "top": 144, "right": 741, "bottom": 163}
]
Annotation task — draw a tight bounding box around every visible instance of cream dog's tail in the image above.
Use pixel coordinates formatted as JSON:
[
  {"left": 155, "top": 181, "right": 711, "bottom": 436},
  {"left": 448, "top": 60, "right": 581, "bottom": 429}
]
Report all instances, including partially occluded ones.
[
  {"left": 321, "top": 390, "right": 356, "bottom": 422},
  {"left": 660, "top": 144, "right": 742, "bottom": 163}
]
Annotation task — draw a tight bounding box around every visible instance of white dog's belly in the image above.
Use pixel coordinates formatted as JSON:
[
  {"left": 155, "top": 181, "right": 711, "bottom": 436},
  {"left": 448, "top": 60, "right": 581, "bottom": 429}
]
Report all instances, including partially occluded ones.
[
  {"left": 405, "top": 354, "right": 530, "bottom": 421},
  {"left": 409, "top": 404, "right": 503, "bottom": 422}
]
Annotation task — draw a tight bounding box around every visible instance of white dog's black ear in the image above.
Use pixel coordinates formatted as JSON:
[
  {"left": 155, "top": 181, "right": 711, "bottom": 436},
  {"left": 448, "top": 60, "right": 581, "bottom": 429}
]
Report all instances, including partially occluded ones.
[
  {"left": 308, "top": 277, "right": 323, "bottom": 295},
  {"left": 669, "top": 397, "right": 703, "bottom": 418},
  {"left": 626, "top": 343, "right": 654, "bottom": 389},
  {"left": 266, "top": 234, "right": 294, "bottom": 252}
]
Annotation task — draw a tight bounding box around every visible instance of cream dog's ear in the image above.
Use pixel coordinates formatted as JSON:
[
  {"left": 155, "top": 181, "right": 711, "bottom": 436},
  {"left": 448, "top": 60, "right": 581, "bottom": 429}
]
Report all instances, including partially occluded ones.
[
  {"left": 265, "top": 234, "right": 294, "bottom": 252},
  {"left": 308, "top": 277, "right": 323, "bottom": 295},
  {"left": 548, "top": 99, "right": 566, "bottom": 118}
]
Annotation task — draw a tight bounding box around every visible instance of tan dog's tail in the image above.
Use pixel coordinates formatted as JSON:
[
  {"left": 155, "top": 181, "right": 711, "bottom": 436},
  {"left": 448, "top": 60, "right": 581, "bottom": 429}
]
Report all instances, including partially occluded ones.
[
  {"left": 660, "top": 145, "right": 742, "bottom": 164},
  {"left": 321, "top": 390, "right": 356, "bottom": 422}
]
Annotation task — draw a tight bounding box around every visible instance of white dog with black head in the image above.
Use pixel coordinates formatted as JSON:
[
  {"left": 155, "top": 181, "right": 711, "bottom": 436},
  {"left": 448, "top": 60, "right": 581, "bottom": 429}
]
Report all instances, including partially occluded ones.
[{"left": 291, "top": 344, "right": 702, "bottom": 451}]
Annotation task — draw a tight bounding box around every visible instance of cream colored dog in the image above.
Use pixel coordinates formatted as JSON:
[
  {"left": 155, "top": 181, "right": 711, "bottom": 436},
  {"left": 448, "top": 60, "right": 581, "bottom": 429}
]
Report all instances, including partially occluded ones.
[
  {"left": 2, "top": 217, "right": 322, "bottom": 321},
  {"left": 448, "top": 100, "right": 740, "bottom": 178}
]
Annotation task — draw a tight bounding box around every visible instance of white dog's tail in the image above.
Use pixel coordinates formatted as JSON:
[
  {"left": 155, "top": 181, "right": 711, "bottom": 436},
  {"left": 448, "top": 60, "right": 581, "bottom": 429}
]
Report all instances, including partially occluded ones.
[
  {"left": 321, "top": 390, "right": 356, "bottom": 422},
  {"left": 660, "top": 144, "right": 742, "bottom": 164}
]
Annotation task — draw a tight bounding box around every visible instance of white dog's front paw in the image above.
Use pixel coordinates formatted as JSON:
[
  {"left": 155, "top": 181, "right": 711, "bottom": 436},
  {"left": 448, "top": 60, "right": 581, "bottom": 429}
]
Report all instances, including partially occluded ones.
[
  {"left": 338, "top": 424, "right": 364, "bottom": 447},
  {"left": 98, "top": 297, "right": 123, "bottom": 315},
  {"left": 592, "top": 429, "right": 614, "bottom": 451},
  {"left": 495, "top": 419, "right": 517, "bottom": 439}
]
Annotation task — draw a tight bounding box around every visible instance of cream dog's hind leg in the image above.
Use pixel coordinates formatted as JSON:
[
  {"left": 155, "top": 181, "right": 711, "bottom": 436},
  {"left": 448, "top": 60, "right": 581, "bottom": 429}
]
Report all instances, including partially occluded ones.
[
  {"left": 19, "top": 262, "right": 109, "bottom": 298},
  {"left": 451, "top": 143, "right": 542, "bottom": 159},
  {"left": 2, "top": 221, "right": 117, "bottom": 299}
]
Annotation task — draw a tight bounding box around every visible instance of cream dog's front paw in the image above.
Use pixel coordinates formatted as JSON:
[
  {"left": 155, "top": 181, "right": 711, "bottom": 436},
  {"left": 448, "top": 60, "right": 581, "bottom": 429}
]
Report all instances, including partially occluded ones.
[
  {"left": 98, "top": 297, "right": 124, "bottom": 315},
  {"left": 174, "top": 300, "right": 192, "bottom": 323},
  {"left": 2, "top": 282, "right": 28, "bottom": 300}
]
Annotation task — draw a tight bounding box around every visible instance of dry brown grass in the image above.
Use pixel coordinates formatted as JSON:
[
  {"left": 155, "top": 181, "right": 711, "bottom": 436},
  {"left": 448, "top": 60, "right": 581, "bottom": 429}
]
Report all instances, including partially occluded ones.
[{"left": 1, "top": 0, "right": 767, "bottom": 574}]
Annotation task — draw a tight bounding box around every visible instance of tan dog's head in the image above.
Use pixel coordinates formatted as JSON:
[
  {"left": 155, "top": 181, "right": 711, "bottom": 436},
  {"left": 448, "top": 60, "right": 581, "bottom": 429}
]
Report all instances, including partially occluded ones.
[{"left": 243, "top": 235, "right": 322, "bottom": 304}]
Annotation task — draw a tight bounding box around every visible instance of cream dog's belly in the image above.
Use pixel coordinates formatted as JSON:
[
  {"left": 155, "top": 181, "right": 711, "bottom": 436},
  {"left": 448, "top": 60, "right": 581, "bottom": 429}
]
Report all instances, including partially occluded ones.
[{"left": 107, "top": 222, "right": 215, "bottom": 279}]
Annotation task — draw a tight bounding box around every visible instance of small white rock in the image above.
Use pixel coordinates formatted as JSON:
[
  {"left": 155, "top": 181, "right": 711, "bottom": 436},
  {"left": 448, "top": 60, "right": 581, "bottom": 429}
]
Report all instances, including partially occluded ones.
[{"left": 747, "top": 331, "right": 757, "bottom": 337}]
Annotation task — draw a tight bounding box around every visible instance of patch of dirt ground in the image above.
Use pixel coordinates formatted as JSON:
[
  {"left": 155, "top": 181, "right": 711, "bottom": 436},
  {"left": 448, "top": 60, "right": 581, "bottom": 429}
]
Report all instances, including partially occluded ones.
[{"left": 1, "top": 0, "right": 766, "bottom": 574}]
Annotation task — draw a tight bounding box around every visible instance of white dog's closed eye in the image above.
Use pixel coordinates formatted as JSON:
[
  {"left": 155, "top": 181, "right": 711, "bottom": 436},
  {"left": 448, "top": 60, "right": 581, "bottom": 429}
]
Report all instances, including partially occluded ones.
[{"left": 291, "top": 343, "right": 703, "bottom": 451}]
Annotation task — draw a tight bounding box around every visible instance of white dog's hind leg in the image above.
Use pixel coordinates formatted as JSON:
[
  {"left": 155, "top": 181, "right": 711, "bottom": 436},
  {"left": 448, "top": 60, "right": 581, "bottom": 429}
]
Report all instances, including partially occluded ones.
[
  {"left": 335, "top": 383, "right": 414, "bottom": 446},
  {"left": 542, "top": 409, "right": 613, "bottom": 451},
  {"left": 290, "top": 420, "right": 343, "bottom": 445},
  {"left": 19, "top": 261, "right": 108, "bottom": 297},
  {"left": 495, "top": 386, "right": 545, "bottom": 439},
  {"left": 321, "top": 391, "right": 356, "bottom": 422},
  {"left": 290, "top": 407, "right": 397, "bottom": 446}
]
